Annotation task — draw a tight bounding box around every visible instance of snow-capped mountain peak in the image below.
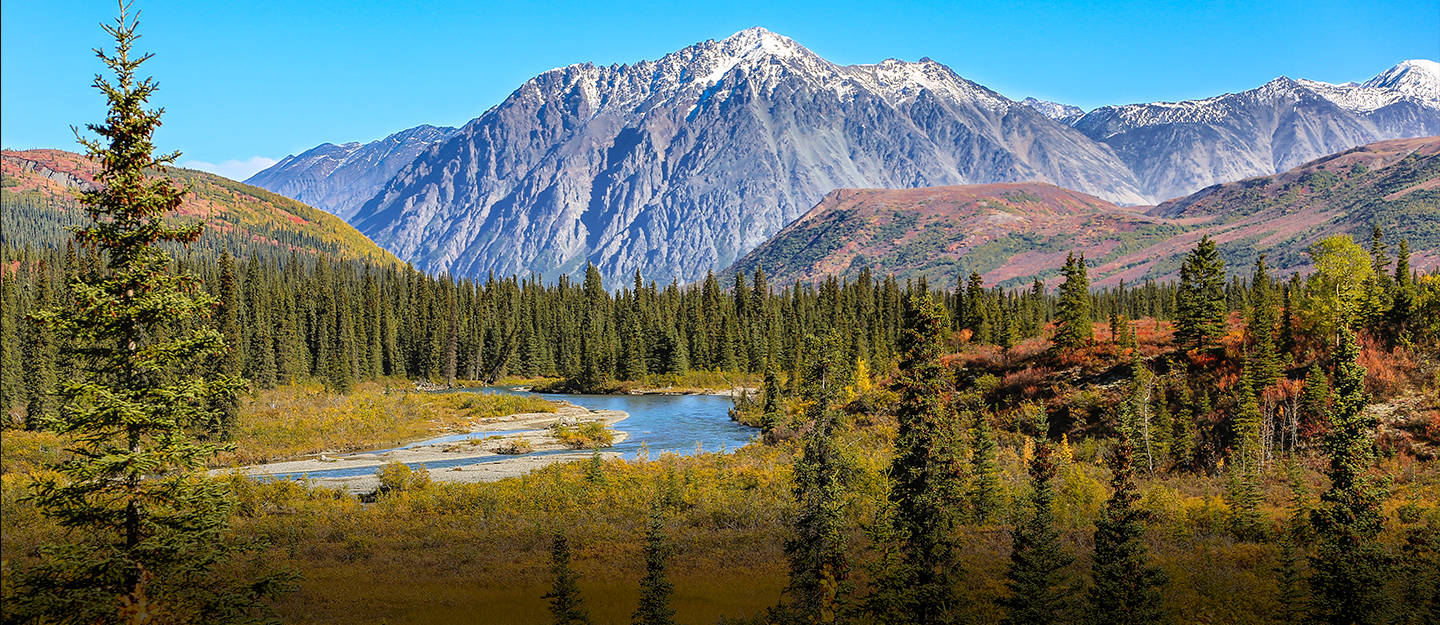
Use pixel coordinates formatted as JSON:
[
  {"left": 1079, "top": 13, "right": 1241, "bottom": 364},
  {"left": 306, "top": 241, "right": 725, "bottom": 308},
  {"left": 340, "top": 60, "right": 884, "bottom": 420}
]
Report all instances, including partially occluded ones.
[
  {"left": 1020, "top": 97, "right": 1086, "bottom": 124},
  {"left": 1363, "top": 59, "right": 1440, "bottom": 103}
]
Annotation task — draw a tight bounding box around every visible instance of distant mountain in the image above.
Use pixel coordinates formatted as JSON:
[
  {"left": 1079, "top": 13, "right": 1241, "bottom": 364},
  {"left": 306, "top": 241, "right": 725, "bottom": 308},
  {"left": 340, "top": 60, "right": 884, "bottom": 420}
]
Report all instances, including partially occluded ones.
[
  {"left": 245, "top": 124, "right": 456, "bottom": 220},
  {"left": 731, "top": 136, "right": 1440, "bottom": 287},
  {"left": 264, "top": 24, "right": 1437, "bottom": 286},
  {"left": 349, "top": 27, "right": 1148, "bottom": 286},
  {"left": 1020, "top": 97, "right": 1085, "bottom": 125},
  {"left": 1073, "top": 60, "right": 1440, "bottom": 202},
  {"left": 2, "top": 149, "right": 402, "bottom": 265}
]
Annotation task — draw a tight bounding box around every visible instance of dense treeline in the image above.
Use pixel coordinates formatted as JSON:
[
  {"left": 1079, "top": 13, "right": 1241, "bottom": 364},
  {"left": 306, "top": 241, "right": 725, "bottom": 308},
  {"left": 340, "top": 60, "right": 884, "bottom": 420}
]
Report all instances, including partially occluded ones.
[{"left": 4, "top": 225, "right": 1435, "bottom": 433}]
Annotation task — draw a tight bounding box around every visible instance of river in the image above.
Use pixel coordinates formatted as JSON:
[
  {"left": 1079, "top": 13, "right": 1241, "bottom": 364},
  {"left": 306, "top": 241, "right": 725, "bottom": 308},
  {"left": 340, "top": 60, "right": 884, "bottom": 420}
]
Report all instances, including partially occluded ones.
[{"left": 256, "top": 387, "right": 758, "bottom": 483}]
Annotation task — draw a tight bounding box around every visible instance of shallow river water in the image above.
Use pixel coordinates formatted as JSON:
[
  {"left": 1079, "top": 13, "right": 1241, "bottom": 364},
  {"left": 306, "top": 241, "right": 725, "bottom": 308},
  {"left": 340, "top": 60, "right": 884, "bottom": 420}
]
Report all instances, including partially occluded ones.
[{"left": 263, "top": 387, "right": 758, "bottom": 481}]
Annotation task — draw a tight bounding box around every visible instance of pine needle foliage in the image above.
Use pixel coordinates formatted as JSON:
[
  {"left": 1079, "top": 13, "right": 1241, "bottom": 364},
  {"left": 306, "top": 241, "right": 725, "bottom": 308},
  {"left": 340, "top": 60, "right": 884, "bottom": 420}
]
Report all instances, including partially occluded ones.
[{"left": 1053, "top": 252, "right": 1092, "bottom": 351}]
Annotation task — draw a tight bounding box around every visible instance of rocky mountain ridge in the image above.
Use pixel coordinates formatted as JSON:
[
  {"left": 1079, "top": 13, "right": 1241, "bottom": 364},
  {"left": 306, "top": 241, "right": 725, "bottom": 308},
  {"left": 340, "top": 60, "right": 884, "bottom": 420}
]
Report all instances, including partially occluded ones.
[
  {"left": 245, "top": 124, "right": 456, "bottom": 221},
  {"left": 244, "top": 27, "right": 1438, "bottom": 285}
]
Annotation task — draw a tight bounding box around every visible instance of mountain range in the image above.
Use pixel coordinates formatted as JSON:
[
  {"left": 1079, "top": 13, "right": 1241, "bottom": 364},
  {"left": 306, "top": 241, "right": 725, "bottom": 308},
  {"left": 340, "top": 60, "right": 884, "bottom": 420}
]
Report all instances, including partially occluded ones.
[
  {"left": 731, "top": 136, "right": 1440, "bottom": 288},
  {"left": 244, "top": 124, "right": 456, "bottom": 222},
  {"left": 245, "top": 28, "right": 1439, "bottom": 285}
]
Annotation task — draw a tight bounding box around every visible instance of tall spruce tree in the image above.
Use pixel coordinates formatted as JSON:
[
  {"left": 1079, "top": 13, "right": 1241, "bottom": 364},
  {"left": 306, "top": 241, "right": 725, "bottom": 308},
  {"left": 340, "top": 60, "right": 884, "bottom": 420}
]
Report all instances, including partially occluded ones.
[
  {"left": 779, "top": 331, "right": 851, "bottom": 623},
  {"left": 1308, "top": 327, "right": 1391, "bottom": 624},
  {"left": 13, "top": 5, "right": 286, "bottom": 621},
  {"left": 1301, "top": 364, "right": 1331, "bottom": 435},
  {"left": 633, "top": 513, "right": 676, "bottom": 625},
  {"left": 1000, "top": 441, "right": 1074, "bottom": 625},
  {"left": 1245, "top": 256, "right": 1281, "bottom": 394},
  {"left": 23, "top": 268, "right": 59, "bottom": 429},
  {"left": 870, "top": 293, "right": 962, "bottom": 625},
  {"left": 544, "top": 533, "right": 592, "bottom": 625},
  {"left": 1175, "top": 235, "right": 1226, "bottom": 352},
  {"left": 1387, "top": 239, "right": 1415, "bottom": 344},
  {"left": 969, "top": 409, "right": 1002, "bottom": 524},
  {"left": 1087, "top": 436, "right": 1168, "bottom": 625},
  {"left": 1053, "top": 252, "right": 1092, "bottom": 351},
  {"left": 1225, "top": 376, "right": 1265, "bottom": 540}
]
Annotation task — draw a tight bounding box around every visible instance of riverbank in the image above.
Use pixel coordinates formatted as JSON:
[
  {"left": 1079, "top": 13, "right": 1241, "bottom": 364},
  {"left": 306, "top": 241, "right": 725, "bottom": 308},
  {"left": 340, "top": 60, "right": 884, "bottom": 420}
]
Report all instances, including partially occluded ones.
[
  {"left": 228, "top": 401, "right": 627, "bottom": 492},
  {"left": 488, "top": 371, "right": 763, "bottom": 397}
]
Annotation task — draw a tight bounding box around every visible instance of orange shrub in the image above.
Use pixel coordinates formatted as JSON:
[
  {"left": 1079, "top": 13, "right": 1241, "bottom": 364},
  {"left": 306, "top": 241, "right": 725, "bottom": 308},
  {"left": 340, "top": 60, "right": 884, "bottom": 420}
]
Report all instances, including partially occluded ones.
[
  {"left": 1000, "top": 366, "right": 1052, "bottom": 398},
  {"left": 1356, "top": 336, "right": 1413, "bottom": 401}
]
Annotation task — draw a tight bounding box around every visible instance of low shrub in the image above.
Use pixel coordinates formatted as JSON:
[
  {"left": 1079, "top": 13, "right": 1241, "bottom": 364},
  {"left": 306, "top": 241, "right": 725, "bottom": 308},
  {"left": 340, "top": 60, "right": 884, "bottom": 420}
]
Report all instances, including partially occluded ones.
[
  {"left": 552, "top": 421, "right": 615, "bottom": 449},
  {"left": 493, "top": 439, "right": 535, "bottom": 455},
  {"left": 376, "top": 461, "right": 432, "bottom": 494}
]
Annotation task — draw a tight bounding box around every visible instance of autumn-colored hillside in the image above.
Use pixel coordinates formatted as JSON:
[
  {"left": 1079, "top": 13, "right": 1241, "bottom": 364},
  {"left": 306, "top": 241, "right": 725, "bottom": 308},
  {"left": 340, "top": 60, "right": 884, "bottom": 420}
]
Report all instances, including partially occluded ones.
[
  {"left": 1, "top": 148, "right": 402, "bottom": 265},
  {"left": 731, "top": 137, "right": 1440, "bottom": 288}
]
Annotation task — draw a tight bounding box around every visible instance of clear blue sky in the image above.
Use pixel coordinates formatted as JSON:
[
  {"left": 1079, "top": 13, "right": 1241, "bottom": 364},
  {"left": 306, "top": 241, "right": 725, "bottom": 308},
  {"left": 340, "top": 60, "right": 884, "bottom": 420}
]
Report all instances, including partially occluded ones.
[{"left": 4, "top": 0, "right": 1436, "bottom": 180}]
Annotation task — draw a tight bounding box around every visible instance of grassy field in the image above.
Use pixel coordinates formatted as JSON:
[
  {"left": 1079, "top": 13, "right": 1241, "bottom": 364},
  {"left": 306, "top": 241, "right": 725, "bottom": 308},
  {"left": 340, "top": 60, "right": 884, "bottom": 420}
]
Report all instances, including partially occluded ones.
[
  {"left": 219, "top": 380, "right": 556, "bottom": 465},
  {"left": 6, "top": 409, "right": 1437, "bottom": 624}
]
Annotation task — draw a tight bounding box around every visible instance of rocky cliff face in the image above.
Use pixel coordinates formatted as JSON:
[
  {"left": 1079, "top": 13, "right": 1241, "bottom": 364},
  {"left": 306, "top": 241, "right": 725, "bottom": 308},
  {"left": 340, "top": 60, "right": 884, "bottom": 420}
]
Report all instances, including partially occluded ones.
[
  {"left": 245, "top": 124, "right": 456, "bottom": 221},
  {"left": 350, "top": 28, "right": 1148, "bottom": 286}
]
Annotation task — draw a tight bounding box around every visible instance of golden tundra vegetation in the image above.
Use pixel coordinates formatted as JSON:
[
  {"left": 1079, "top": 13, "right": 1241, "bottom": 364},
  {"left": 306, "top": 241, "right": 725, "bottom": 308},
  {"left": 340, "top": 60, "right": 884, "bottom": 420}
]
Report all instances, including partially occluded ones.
[{"left": 4, "top": 333, "right": 1438, "bottom": 624}]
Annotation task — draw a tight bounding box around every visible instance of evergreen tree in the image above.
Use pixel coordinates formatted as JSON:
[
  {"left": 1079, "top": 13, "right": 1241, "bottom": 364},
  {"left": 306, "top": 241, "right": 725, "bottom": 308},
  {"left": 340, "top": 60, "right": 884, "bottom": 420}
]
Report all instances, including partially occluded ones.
[
  {"left": 1175, "top": 235, "right": 1226, "bottom": 353},
  {"left": 870, "top": 293, "right": 961, "bottom": 625},
  {"left": 1301, "top": 364, "right": 1331, "bottom": 434},
  {"left": 964, "top": 271, "right": 985, "bottom": 340},
  {"left": 1308, "top": 327, "right": 1391, "bottom": 624},
  {"left": 999, "top": 441, "right": 1074, "bottom": 625},
  {"left": 1395, "top": 507, "right": 1440, "bottom": 625},
  {"left": 779, "top": 332, "right": 851, "bottom": 623},
  {"left": 1245, "top": 256, "right": 1282, "bottom": 394},
  {"left": 1170, "top": 383, "right": 1198, "bottom": 471},
  {"left": 761, "top": 361, "right": 784, "bottom": 436},
  {"left": 1087, "top": 436, "right": 1168, "bottom": 625},
  {"left": 23, "top": 267, "right": 59, "bottom": 429},
  {"left": 969, "top": 409, "right": 1002, "bottom": 524},
  {"left": 633, "top": 513, "right": 676, "bottom": 625},
  {"left": 213, "top": 249, "right": 243, "bottom": 438},
  {"left": 1387, "top": 239, "right": 1415, "bottom": 344},
  {"left": 1225, "top": 376, "right": 1264, "bottom": 540},
  {"left": 1363, "top": 225, "right": 1391, "bottom": 327},
  {"left": 0, "top": 274, "right": 24, "bottom": 424},
  {"left": 13, "top": 6, "right": 286, "bottom": 620},
  {"left": 1279, "top": 283, "right": 1297, "bottom": 358},
  {"left": 1053, "top": 252, "right": 1092, "bottom": 351},
  {"left": 544, "top": 533, "right": 592, "bottom": 625}
]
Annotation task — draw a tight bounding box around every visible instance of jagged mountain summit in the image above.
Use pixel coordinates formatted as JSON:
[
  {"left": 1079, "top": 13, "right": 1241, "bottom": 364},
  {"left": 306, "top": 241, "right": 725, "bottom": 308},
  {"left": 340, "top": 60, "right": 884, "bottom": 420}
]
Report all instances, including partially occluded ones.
[
  {"left": 349, "top": 27, "right": 1148, "bottom": 286},
  {"left": 1020, "top": 97, "right": 1085, "bottom": 124},
  {"left": 245, "top": 124, "right": 456, "bottom": 220},
  {"left": 1072, "top": 59, "right": 1440, "bottom": 202}
]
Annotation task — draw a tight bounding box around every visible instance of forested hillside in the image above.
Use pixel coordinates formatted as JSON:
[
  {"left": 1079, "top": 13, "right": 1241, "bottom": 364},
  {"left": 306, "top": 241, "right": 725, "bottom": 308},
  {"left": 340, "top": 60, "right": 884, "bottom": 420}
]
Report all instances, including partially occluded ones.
[
  {"left": 732, "top": 136, "right": 1440, "bottom": 288},
  {"left": 1, "top": 149, "right": 401, "bottom": 265}
]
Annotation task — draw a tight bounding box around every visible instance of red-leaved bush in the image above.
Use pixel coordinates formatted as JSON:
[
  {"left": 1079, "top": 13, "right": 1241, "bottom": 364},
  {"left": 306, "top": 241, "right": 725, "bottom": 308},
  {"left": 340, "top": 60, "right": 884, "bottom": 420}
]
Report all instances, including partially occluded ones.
[{"left": 1356, "top": 335, "right": 1413, "bottom": 401}]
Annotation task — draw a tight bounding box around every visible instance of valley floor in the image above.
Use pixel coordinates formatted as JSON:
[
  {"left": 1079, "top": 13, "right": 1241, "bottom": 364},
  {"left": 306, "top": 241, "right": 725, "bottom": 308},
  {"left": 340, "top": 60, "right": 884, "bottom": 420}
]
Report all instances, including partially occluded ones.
[{"left": 228, "top": 401, "right": 628, "bottom": 492}]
